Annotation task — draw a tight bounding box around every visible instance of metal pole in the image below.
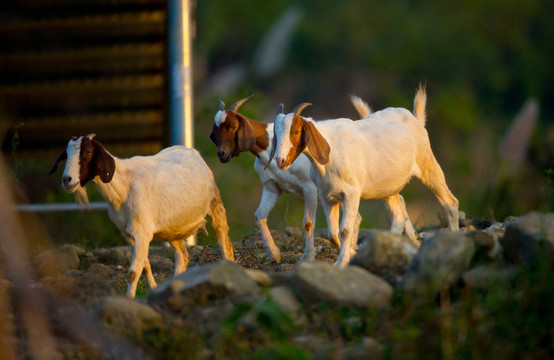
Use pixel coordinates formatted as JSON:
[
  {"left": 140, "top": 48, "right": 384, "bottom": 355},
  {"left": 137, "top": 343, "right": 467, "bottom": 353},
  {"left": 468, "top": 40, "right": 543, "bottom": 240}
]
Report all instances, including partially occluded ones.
[
  {"left": 167, "top": 0, "right": 194, "bottom": 148},
  {"left": 12, "top": 202, "right": 108, "bottom": 212}
]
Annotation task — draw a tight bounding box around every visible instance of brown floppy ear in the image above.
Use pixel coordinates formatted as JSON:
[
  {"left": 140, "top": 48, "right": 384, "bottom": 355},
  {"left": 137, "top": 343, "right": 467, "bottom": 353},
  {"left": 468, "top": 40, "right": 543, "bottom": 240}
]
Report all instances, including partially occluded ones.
[
  {"left": 303, "top": 121, "right": 330, "bottom": 165},
  {"left": 236, "top": 114, "right": 256, "bottom": 151},
  {"left": 47, "top": 150, "right": 67, "bottom": 175},
  {"left": 92, "top": 140, "right": 115, "bottom": 183},
  {"left": 209, "top": 126, "right": 218, "bottom": 145}
]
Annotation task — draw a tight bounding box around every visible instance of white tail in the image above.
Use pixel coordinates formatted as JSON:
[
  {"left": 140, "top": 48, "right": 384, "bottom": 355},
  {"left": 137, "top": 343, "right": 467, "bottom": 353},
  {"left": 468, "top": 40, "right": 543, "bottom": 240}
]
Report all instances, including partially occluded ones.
[
  {"left": 413, "top": 84, "right": 427, "bottom": 126},
  {"left": 350, "top": 95, "right": 372, "bottom": 118}
]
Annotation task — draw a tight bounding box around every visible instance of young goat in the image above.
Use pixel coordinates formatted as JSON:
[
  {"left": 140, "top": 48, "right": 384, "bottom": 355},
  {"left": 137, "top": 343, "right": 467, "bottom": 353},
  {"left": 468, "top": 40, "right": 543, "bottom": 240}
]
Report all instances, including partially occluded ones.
[
  {"left": 269, "top": 85, "right": 459, "bottom": 267},
  {"left": 48, "top": 134, "right": 234, "bottom": 297},
  {"left": 209, "top": 95, "right": 371, "bottom": 263}
]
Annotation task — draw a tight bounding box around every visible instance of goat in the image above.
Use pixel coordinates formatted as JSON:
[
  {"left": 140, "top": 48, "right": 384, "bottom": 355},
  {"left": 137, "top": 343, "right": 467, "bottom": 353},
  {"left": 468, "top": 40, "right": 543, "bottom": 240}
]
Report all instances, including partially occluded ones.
[
  {"left": 209, "top": 95, "right": 372, "bottom": 263},
  {"left": 269, "top": 85, "right": 459, "bottom": 267},
  {"left": 48, "top": 134, "right": 234, "bottom": 297}
]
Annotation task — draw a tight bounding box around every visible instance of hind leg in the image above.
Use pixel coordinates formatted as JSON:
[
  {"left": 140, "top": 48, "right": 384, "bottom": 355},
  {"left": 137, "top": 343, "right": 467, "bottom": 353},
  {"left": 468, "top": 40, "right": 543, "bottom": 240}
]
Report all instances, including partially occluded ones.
[
  {"left": 209, "top": 187, "right": 235, "bottom": 261},
  {"left": 384, "top": 194, "right": 418, "bottom": 245},
  {"left": 419, "top": 156, "right": 459, "bottom": 231},
  {"left": 169, "top": 240, "right": 190, "bottom": 275}
]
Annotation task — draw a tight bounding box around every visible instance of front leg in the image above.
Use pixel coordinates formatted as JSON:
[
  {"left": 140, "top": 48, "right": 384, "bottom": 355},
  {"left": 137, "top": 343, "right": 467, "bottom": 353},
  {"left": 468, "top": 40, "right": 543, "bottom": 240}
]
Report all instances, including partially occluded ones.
[
  {"left": 254, "top": 181, "right": 283, "bottom": 263},
  {"left": 299, "top": 183, "right": 318, "bottom": 262},
  {"left": 124, "top": 235, "right": 156, "bottom": 291},
  {"left": 334, "top": 193, "right": 361, "bottom": 268},
  {"left": 126, "top": 232, "right": 153, "bottom": 298}
]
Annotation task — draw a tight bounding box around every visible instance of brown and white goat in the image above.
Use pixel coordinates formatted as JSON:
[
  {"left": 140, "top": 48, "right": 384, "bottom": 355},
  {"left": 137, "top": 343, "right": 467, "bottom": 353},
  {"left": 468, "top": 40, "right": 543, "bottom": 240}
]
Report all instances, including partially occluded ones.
[
  {"left": 48, "top": 134, "right": 234, "bottom": 297},
  {"left": 209, "top": 95, "right": 372, "bottom": 263},
  {"left": 270, "top": 85, "right": 460, "bottom": 267}
]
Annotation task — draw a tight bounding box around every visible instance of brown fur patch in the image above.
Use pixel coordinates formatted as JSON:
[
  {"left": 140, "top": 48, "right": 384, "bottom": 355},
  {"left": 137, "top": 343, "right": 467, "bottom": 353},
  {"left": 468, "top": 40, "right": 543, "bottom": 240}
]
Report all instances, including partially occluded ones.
[
  {"left": 79, "top": 137, "right": 115, "bottom": 186},
  {"left": 285, "top": 115, "right": 307, "bottom": 166}
]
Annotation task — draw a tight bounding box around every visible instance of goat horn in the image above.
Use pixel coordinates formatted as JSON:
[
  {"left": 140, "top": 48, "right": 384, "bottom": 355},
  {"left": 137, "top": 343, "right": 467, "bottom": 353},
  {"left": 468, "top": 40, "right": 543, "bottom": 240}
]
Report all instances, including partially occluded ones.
[
  {"left": 276, "top": 103, "right": 284, "bottom": 117},
  {"left": 229, "top": 94, "right": 254, "bottom": 112},
  {"left": 292, "top": 103, "right": 312, "bottom": 116},
  {"left": 218, "top": 100, "right": 225, "bottom": 111}
]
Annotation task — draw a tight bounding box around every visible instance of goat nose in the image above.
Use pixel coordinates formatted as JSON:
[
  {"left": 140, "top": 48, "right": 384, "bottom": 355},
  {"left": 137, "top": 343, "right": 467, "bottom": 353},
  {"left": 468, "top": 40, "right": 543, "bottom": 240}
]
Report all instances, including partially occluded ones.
[
  {"left": 217, "top": 151, "right": 225, "bottom": 157},
  {"left": 62, "top": 176, "right": 72, "bottom": 186},
  {"left": 276, "top": 158, "right": 284, "bottom": 168}
]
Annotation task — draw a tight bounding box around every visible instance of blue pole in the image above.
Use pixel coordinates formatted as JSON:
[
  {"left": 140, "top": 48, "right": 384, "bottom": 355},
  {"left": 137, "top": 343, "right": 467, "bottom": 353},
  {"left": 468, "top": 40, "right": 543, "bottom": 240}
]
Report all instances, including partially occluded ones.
[{"left": 167, "top": 0, "right": 194, "bottom": 147}]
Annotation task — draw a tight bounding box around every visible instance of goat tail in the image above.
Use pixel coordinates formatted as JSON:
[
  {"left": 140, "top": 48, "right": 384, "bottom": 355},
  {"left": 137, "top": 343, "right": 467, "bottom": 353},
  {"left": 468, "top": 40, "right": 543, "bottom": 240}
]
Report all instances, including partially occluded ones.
[
  {"left": 350, "top": 95, "right": 372, "bottom": 119},
  {"left": 209, "top": 185, "right": 235, "bottom": 261},
  {"left": 413, "top": 83, "right": 427, "bottom": 126}
]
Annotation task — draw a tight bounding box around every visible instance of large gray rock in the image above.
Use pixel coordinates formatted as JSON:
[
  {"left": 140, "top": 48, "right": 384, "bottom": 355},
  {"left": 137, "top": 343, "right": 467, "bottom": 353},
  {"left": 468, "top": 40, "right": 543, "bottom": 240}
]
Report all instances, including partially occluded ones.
[
  {"left": 92, "top": 246, "right": 132, "bottom": 266},
  {"left": 501, "top": 212, "right": 554, "bottom": 264},
  {"left": 462, "top": 265, "right": 519, "bottom": 289},
  {"left": 93, "top": 296, "right": 162, "bottom": 335},
  {"left": 35, "top": 244, "right": 84, "bottom": 278},
  {"left": 148, "top": 260, "right": 263, "bottom": 310},
  {"left": 340, "top": 336, "right": 385, "bottom": 360},
  {"left": 399, "top": 231, "right": 475, "bottom": 294},
  {"left": 292, "top": 261, "right": 393, "bottom": 310},
  {"left": 350, "top": 230, "right": 418, "bottom": 285},
  {"left": 268, "top": 286, "right": 306, "bottom": 327}
]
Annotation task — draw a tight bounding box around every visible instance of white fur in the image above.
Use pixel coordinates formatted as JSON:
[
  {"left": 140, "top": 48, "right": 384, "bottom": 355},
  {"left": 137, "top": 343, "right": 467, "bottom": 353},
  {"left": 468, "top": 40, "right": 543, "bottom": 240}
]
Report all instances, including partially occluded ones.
[
  {"left": 214, "top": 110, "right": 227, "bottom": 126},
  {"left": 273, "top": 88, "right": 459, "bottom": 267},
  {"left": 60, "top": 137, "right": 234, "bottom": 297}
]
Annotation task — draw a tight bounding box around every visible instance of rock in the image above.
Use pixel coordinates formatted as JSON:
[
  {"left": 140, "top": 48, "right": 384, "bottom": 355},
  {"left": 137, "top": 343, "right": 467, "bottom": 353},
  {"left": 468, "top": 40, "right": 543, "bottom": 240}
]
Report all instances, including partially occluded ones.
[
  {"left": 93, "top": 296, "right": 162, "bottom": 335},
  {"left": 35, "top": 244, "right": 83, "bottom": 278},
  {"left": 399, "top": 230, "right": 475, "bottom": 294},
  {"left": 268, "top": 286, "right": 306, "bottom": 327},
  {"left": 285, "top": 226, "right": 302, "bottom": 239},
  {"left": 92, "top": 247, "right": 132, "bottom": 267},
  {"left": 350, "top": 230, "right": 418, "bottom": 285},
  {"left": 501, "top": 212, "right": 554, "bottom": 264},
  {"left": 291, "top": 334, "right": 335, "bottom": 357},
  {"left": 148, "top": 260, "right": 263, "bottom": 310},
  {"left": 341, "top": 336, "right": 385, "bottom": 360},
  {"left": 291, "top": 262, "right": 393, "bottom": 310},
  {"left": 85, "top": 263, "right": 114, "bottom": 278},
  {"left": 245, "top": 269, "right": 272, "bottom": 287},
  {"left": 465, "top": 231, "right": 501, "bottom": 261},
  {"left": 237, "top": 286, "right": 305, "bottom": 333},
  {"left": 462, "top": 265, "right": 520, "bottom": 289}
]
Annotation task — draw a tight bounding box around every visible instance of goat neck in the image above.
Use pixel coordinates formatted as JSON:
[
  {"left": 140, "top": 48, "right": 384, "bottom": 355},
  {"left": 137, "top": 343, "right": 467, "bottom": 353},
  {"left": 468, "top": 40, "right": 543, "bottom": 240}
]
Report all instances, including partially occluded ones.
[
  {"left": 92, "top": 156, "right": 130, "bottom": 211},
  {"left": 246, "top": 118, "right": 271, "bottom": 158}
]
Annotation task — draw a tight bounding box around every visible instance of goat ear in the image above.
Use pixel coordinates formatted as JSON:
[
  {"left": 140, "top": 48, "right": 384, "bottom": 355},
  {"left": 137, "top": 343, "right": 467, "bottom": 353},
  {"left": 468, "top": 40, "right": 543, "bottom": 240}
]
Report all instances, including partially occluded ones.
[
  {"left": 237, "top": 115, "right": 256, "bottom": 151},
  {"left": 209, "top": 129, "right": 217, "bottom": 144},
  {"left": 303, "top": 121, "right": 330, "bottom": 165},
  {"left": 265, "top": 135, "right": 277, "bottom": 170},
  {"left": 92, "top": 140, "right": 115, "bottom": 183},
  {"left": 47, "top": 150, "right": 67, "bottom": 175}
]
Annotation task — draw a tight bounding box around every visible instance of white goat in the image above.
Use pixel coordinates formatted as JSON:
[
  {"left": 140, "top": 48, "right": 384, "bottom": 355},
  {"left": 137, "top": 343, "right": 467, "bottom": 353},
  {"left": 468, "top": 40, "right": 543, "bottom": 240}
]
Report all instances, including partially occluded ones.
[
  {"left": 270, "top": 85, "right": 459, "bottom": 267},
  {"left": 48, "top": 134, "right": 235, "bottom": 297},
  {"left": 209, "top": 95, "right": 372, "bottom": 263}
]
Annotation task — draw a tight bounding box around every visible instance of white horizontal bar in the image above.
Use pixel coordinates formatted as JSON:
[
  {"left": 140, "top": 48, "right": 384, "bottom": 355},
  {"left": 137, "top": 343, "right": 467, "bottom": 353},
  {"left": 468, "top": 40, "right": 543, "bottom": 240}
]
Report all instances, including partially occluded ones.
[{"left": 12, "top": 202, "right": 108, "bottom": 212}]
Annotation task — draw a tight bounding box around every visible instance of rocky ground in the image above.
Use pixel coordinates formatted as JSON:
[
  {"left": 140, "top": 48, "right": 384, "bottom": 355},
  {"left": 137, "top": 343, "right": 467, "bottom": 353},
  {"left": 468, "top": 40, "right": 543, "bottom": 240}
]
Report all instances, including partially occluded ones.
[{"left": 3, "top": 212, "right": 554, "bottom": 359}]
